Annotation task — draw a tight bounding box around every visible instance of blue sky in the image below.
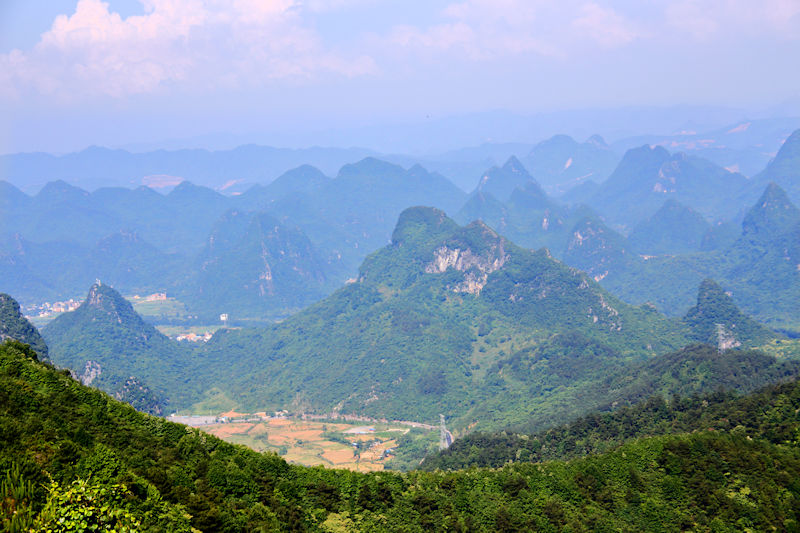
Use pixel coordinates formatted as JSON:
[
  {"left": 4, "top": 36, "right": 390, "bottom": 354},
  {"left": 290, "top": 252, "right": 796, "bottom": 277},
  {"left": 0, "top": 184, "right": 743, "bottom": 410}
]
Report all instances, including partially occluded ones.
[{"left": 1, "top": 0, "right": 799, "bottom": 153}]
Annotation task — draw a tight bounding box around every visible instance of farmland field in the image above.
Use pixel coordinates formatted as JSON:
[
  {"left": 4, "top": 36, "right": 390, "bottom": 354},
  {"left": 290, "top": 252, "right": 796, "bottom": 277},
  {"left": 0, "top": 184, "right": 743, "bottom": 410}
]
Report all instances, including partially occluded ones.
[{"left": 195, "top": 414, "right": 421, "bottom": 471}]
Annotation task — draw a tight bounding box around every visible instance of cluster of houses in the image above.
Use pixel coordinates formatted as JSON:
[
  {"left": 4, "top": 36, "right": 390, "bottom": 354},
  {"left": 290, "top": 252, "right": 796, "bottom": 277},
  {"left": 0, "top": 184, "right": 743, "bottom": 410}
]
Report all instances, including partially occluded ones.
[
  {"left": 175, "top": 331, "right": 214, "bottom": 342},
  {"left": 25, "top": 298, "right": 81, "bottom": 318}
]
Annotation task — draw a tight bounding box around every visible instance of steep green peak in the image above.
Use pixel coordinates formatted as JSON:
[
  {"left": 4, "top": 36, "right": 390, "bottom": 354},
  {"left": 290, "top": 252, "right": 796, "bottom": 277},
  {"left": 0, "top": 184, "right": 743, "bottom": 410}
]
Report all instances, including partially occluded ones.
[
  {"left": 445, "top": 219, "right": 506, "bottom": 254},
  {"left": 0, "top": 293, "right": 48, "bottom": 360},
  {"left": 83, "top": 283, "right": 138, "bottom": 321},
  {"left": 741, "top": 182, "right": 800, "bottom": 240},
  {"left": 683, "top": 279, "right": 776, "bottom": 349},
  {"left": 391, "top": 206, "right": 459, "bottom": 247}
]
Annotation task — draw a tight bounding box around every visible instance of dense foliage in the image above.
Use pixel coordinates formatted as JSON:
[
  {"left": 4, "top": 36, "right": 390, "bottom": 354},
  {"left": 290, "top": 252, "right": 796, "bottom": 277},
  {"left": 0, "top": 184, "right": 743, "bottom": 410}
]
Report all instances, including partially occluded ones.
[
  {"left": 3, "top": 339, "right": 800, "bottom": 531},
  {"left": 42, "top": 283, "right": 196, "bottom": 413},
  {"left": 593, "top": 183, "right": 800, "bottom": 333},
  {"left": 424, "top": 354, "right": 800, "bottom": 470},
  {"left": 193, "top": 207, "right": 690, "bottom": 428},
  {"left": 683, "top": 279, "right": 777, "bottom": 348},
  {"left": 0, "top": 293, "right": 48, "bottom": 359}
]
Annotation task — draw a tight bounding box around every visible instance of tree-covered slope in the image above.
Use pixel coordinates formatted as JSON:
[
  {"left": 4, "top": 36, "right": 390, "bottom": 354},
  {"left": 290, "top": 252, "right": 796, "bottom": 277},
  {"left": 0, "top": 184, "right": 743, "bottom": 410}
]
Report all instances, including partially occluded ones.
[
  {"left": 3, "top": 339, "right": 800, "bottom": 531},
  {"left": 195, "top": 207, "right": 689, "bottom": 428},
  {"left": 627, "top": 199, "right": 711, "bottom": 255},
  {"left": 0, "top": 293, "right": 48, "bottom": 359},
  {"left": 183, "top": 209, "right": 340, "bottom": 321},
  {"left": 473, "top": 156, "right": 539, "bottom": 202},
  {"left": 456, "top": 158, "right": 599, "bottom": 255},
  {"left": 423, "top": 347, "right": 800, "bottom": 471},
  {"left": 683, "top": 279, "right": 779, "bottom": 349},
  {"left": 42, "top": 283, "right": 194, "bottom": 414},
  {"left": 597, "top": 183, "right": 800, "bottom": 333}
]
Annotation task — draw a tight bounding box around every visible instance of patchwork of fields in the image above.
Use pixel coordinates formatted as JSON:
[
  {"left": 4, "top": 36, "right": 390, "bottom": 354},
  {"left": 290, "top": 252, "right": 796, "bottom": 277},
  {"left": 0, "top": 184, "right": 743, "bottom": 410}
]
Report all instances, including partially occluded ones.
[{"left": 191, "top": 413, "right": 418, "bottom": 471}]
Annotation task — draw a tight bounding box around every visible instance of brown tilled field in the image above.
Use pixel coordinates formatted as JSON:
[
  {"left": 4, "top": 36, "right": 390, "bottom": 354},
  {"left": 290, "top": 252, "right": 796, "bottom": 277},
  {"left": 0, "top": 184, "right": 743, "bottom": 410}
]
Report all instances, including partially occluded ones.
[{"left": 201, "top": 416, "right": 408, "bottom": 471}]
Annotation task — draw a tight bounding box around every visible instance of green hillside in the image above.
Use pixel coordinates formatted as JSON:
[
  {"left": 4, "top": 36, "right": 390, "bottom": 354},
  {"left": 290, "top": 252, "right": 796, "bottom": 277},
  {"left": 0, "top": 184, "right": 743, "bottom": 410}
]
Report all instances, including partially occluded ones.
[
  {"left": 683, "top": 279, "right": 778, "bottom": 349},
  {"left": 628, "top": 199, "right": 711, "bottom": 255},
  {"left": 3, "top": 339, "right": 800, "bottom": 531},
  {"left": 183, "top": 210, "right": 339, "bottom": 321},
  {"left": 195, "top": 207, "right": 689, "bottom": 428},
  {"left": 42, "top": 283, "right": 195, "bottom": 414},
  {"left": 750, "top": 128, "right": 800, "bottom": 204},
  {"left": 586, "top": 145, "right": 748, "bottom": 228},
  {"left": 595, "top": 183, "right": 800, "bottom": 333},
  {"left": 0, "top": 293, "right": 48, "bottom": 360},
  {"left": 423, "top": 350, "right": 800, "bottom": 471}
]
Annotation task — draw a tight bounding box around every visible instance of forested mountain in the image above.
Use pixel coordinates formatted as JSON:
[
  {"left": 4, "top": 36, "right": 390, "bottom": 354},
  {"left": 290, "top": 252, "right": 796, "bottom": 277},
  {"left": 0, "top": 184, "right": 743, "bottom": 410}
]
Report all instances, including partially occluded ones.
[
  {"left": 4, "top": 338, "right": 800, "bottom": 531},
  {"left": 42, "top": 283, "right": 194, "bottom": 414},
  {"left": 0, "top": 294, "right": 48, "bottom": 359},
  {"left": 456, "top": 157, "right": 596, "bottom": 254},
  {"left": 191, "top": 207, "right": 690, "bottom": 428},
  {"left": 599, "top": 183, "right": 800, "bottom": 332},
  {"left": 473, "top": 156, "right": 539, "bottom": 202},
  {"left": 31, "top": 208, "right": 786, "bottom": 433},
  {"left": 183, "top": 210, "right": 340, "bottom": 320},
  {"left": 0, "top": 158, "right": 466, "bottom": 320},
  {"left": 627, "top": 199, "right": 711, "bottom": 255},
  {"left": 585, "top": 145, "right": 748, "bottom": 228},
  {"left": 683, "top": 279, "right": 779, "bottom": 349},
  {"left": 422, "top": 351, "right": 800, "bottom": 471}
]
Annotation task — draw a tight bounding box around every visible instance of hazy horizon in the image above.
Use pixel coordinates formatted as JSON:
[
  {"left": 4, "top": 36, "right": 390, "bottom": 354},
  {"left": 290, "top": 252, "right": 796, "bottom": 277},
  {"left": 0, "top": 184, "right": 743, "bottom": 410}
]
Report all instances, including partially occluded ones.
[{"left": 1, "top": 1, "right": 799, "bottom": 154}]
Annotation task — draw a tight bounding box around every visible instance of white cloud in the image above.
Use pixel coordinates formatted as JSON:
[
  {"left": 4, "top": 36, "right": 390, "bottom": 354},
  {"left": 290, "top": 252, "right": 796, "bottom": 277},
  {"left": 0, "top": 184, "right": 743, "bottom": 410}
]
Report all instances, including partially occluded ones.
[
  {"left": 0, "top": 0, "right": 375, "bottom": 100},
  {"left": 665, "top": 0, "right": 800, "bottom": 41},
  {"left": 383, "top": 0, "right": 642, "bottom": 62},
  {"left": 571, "top": 3, "right": 641, "bottom": 48}
]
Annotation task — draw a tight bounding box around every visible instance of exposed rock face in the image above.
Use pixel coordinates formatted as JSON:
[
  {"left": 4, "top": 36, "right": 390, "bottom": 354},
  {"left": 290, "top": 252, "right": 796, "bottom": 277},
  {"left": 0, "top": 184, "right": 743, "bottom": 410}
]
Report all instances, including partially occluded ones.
[
  {"left": 425, "top": 241, "right": 509, "bottom": 294},
  {"left": 716, "top": 324, "right": 742, "bottom": 351},
  {"left": 80, "top": 360, "right": 102, "bottom": 385}
]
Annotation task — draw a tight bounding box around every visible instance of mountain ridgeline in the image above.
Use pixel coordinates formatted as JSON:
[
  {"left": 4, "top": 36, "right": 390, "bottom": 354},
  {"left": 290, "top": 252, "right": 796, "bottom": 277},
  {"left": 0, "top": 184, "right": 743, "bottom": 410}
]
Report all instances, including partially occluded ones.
[
  {"left": 42, "top": 283, "right": 194, "bottom": 414},
  {"left": 192, "top": 206, "right": 692, "bottom": 427},
  {"left": 3, "top": 130, "right": 800, "bottom": 330},
  {"left": 0, "top": 157, "right": 466, "bottom": 321},
  {"left": 0, "top": 293, "right": 48, "bottom": 360},
  {"left": 34, "top": 201, "right": 787, "bottom": 435}
]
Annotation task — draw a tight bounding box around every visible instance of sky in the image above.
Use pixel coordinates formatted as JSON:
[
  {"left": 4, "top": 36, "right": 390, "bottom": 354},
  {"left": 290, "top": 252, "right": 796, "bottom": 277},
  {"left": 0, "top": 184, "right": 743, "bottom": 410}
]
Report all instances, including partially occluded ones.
[{"left": 1, "top": 0, "right": 799, "bottom": 154}]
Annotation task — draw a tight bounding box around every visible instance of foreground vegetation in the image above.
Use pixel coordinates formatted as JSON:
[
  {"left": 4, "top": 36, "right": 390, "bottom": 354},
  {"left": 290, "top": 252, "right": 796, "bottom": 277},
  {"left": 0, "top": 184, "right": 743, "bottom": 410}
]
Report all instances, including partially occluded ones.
[{"left": 3, "top": 338, "right": 800, "bottom": 531}]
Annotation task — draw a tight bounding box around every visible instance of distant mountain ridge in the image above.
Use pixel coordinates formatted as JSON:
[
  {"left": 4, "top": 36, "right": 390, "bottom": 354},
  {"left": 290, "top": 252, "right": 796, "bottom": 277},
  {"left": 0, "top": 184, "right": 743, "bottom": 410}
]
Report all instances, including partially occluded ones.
[{"left": 0, "top": 157, "right": 466, "bottom": 320}]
